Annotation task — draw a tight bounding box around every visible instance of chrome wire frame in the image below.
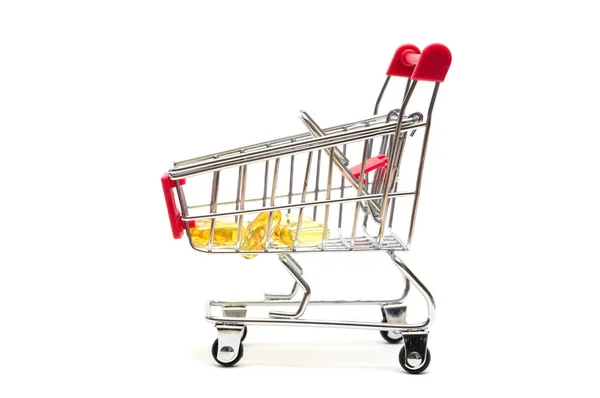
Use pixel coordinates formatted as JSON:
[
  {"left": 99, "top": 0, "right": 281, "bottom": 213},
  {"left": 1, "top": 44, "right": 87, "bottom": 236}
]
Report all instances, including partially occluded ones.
[
  {"left": 206, "top": 250, "right": 434, "bottom": 333},
  {"left": 170, "top": 110, "right": 427, "bottom": 254},
  {"left": 168, "top": 76, "right": 442, "bottom": 334}
]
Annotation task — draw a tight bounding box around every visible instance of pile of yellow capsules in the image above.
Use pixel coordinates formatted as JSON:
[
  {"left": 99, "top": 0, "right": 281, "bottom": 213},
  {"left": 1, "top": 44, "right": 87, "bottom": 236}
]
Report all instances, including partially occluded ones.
[{"left": 189, "top": 211, "right": 330, "bottom": 258}]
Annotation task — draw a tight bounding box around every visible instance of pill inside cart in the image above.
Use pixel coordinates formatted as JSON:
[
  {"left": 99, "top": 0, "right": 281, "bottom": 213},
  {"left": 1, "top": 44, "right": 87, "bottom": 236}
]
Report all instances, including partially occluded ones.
[
  {"left": 276, "top": 213, "right": 330, "bottom": 247},
  {"left": 190, "top": 219, "right": 248, "bottom": 247},
  {"left": 240, "top": 211, "right": 282, "bottom": 259},
  {"left": 190, "top": 212, "right": 330, "bottom": 254}
]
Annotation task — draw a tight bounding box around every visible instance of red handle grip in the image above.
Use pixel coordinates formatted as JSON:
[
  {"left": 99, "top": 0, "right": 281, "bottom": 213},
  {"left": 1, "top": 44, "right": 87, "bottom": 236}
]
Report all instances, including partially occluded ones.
[
  {"left": 386, "top": 44, "right": 420, "bottom": 78},
  {"left": 387, "top": 43, "right": 452, "bottom": 82},
  {"left": 410, "top": 43, "right": 452, "bottom": 82},
  {"left": 161, "top": 173, "right": 194, "bottom": 239}
]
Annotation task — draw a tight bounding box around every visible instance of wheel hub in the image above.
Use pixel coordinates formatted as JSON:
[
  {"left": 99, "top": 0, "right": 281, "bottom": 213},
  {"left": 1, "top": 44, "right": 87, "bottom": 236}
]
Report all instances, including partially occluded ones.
[
  {"left": 218, "top": 346, "right": 236, "bottom": 362},
  {"left": 406, "top": 351, "right": 423, "bottom": 368}
]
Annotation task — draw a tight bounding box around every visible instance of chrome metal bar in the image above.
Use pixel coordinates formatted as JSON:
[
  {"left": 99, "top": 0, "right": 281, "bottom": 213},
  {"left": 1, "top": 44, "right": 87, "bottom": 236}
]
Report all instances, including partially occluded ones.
[
  {"left": 269, "top": 254, "right": 311, "bottom": 319},
  {"left": 323, "top": 112, "right": 403, "bottom": 135},
  {"left": 175, "top": 180, "right": 189, "bottom": 219},
  {"left": 376, "top": 80, "right": 418, "bottom": 241},
  {"left": 300, "top": 110, "right": 349, "bottom": 166},
  {"left": 235, "top": 165, "right": 247, "bottom": 251},
  {"left": 313, "top": 150, "right": 321, "bottom": 220},
  {"left": 206, "top": 315, "right": 427, "bottom": 332},
  {"left": 380, "top": 109, "right": 400, "bottom": 164},
  {"left": 379, "top": 135, "right": 389, "bottom": 158},
  {"left": 293, "top": 152, "right": 313, "bottom": 249},
  {"left": 365, "top": 137, "right": 373, "bottom": 185},
  {"left": 171, "top": 124, "right": 391, "bottom": 178},
  {"left": 270, "top": 159, "right": 280, "bottom": 206},
  {"left": 288, "top": 149, "right": 295, "bottom": 212},
  {"left": 235, "top": 165, "right": 243, "bottom": 223},
  {"left": 264, "top": 284, "right": 300, "bottom": 301},
  {"left": 169, "top": 120, "right": 426, "bottom": 179},
  {"left": 408, "top": 83, "right": 440, "bottom": 246},
  {"left": 300, "top": 110, "right": 370, "bottom": 198},
  {"left": 403, "top": 78, "right": 412, "bottom": 101},
  {"left": 202, "top": 243, "right": 400, "bottom": 254},
  {"left": 208, "top": 171, "right": 220, "bottom": 251},
  {"left": 206, "top": 252, "right": 430, "bottom": 331},
  {"left": 338, "top": 144, "right": 347, "bottom": 230},
  {"left": 337, "top": 144, "right": 353, "bottom": 249},
  {"left": 264, "top": 256, "right": 302, "bottom": 300},
  {"left": 210, "top": 172, "right": 220, "bottom": 212},
  {"left": 382, "top": 130, "right": 408, "bottom": 232},
  {"left": 361, "top": 217, "right": 408, "bottom": 251},
  {"left": 322, "top": 149, "right": 334, "bottom": 249},
  {"left": 388, "top": 111, "right": 423, "bottom": 231},
  {"left": 176, "top": 181, "right": 195, "bottom": 250},
  {"left": 183, "top": 191, "right": 415, "bottom": 221},
  {"left": 173, "top": 112, "right": 406, "bottom": 169},
  {"left": 262, "top": 157, "right": 270, "bottom": 207},
  {"left": 389, "top": 251, "right": 435, "bottom": 328},
  {"left": 212, "top": 299, "right": 401, "bottom": 307},
  {"left": 302, "top": 112, "right": 379, "bottom": 225},
  {"left": 187, "top": 184, "right": 358, "bottom": 209},
  {"left": 387, "top": 180, "right": 400, "bottom": 230},
  {"left": 351, "top": 140, "right": 369, "bottom": 243},
  {"left": 373, "top": 76, "right": 391, "bottom": 115},
  {"left": 213, "top": 250, "right": 410, "bottom": 306},
  {"left": 265, "top": 158, "right": 280, "bottom": 250},
  {"left": 300, "top": 153, "right": 313, "bottom": 203},
  {"left": 193, "top": 234, "right": 406, "bottom": 253}
]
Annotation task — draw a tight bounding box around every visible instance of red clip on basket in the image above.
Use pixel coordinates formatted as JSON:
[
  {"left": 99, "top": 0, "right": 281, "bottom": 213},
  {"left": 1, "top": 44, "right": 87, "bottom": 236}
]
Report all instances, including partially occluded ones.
[{"left": 161, "top": 174, "right": 194, "bottom": 239}]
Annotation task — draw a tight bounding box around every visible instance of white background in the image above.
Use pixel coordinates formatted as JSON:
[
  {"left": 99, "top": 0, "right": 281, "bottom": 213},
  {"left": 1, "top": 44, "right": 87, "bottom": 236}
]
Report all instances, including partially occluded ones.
[{"left": 1, "top": 1, "right": 599, "bottom": 397}]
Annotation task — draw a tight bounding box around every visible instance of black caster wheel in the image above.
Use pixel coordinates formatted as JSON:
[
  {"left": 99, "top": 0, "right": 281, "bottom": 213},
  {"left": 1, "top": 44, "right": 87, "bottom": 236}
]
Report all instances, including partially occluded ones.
[
  {"left": 211, "top": 339, "right": 244, "bottom": 367},
  {"left": 379, "top": 319, "right": 404, "bottom": 344},
  {"left": 399, "top": 346, "right": 431, "bottom": 374},
  {"left": 241, "top": 326, "right": 247, "bottom": 342}
]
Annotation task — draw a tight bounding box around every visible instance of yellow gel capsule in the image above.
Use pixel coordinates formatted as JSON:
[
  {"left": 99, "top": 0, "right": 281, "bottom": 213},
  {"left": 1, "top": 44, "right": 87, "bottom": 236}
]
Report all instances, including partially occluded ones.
[
  {"left": 190, "top": 219, "right": 246, "bottom": 247},
  {"left": 240, "top": 211, "right": 282, "bottom": 259},
  {"left": 278, "top": 219, "right": 330, "bottom": 247},
  {"left": 273, "top": 212, "right": 313, "bottom": 241}
]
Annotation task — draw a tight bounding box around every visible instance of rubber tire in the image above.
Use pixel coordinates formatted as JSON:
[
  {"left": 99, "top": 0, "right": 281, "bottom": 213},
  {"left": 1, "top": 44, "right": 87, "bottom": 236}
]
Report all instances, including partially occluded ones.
[
  {"left": 399, "top": 346, "right": 431, "bottom": 374},
  {"left": 379, "top": 319, "right": 404, "bottom": 344},
  {"left": 211, "top": 339, "right": 244, "bottom": 367},
  {"left": 241, "top": 326, "right": 247, "bottom": 342}
]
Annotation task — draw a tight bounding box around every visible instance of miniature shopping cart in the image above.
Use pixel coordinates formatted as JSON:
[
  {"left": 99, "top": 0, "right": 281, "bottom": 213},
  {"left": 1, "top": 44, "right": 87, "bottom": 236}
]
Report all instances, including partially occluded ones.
[{"left": 161, "top": 43, "right": 452, "bottom": 373}]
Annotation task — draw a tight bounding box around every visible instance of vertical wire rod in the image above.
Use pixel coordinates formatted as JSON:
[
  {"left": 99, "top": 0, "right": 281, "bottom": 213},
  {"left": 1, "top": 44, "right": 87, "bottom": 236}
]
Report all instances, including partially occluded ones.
[
  {"left": 376, "top": 80, "right": 417, "bottom": 242},
  {"left": 294, "top": 151, "right": 313, "bottom": 249},
  {"left": 407, "top": 82, "right": 440, "bottom": 246},
  {"left": 351, "top": 140, "right": 370, "bottom": 243},
  {"left": 265, "top": 158, "right": 281, "bottom": 250},
  {"left": 208, "top": 171, "right": 220, "bottom": 251}
]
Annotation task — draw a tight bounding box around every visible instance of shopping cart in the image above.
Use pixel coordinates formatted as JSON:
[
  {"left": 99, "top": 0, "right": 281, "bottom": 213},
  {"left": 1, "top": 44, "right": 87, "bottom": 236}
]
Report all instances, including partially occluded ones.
[{"left": 161, "top": 43, "right": 452, "bottom": 373}]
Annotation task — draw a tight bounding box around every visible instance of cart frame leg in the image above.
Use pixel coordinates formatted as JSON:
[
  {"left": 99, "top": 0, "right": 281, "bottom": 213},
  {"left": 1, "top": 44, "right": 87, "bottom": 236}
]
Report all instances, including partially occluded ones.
[
  {"left": 388, "top": 251, "right": 436, "bottom": 328},
  {"left": 268, "top": 254, "right": 311, "bottom": 319},
  {"left": 206, "top": 251, "right": 434, "bottom": 333},
  {"left": 264, "top": 256, "right": 303, "bottom": 300}
]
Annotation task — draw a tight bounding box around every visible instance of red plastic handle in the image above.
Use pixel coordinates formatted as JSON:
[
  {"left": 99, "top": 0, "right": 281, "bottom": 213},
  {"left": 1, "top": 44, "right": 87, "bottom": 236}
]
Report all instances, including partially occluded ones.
[
  {"left": 387, "top": 43, "right": 452, "bottom": 82},
  {"left": 161, "top": 173, "right": 194, "bottom": 239},
  {"left": 349, "top": 155, "right": 388, "bottom": 182},
  {"left": 409, "top": 43, "right": 452, "bottom": 82},
  {"left": 386, "top": 44, "right": 420, "bottom": 78}
]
